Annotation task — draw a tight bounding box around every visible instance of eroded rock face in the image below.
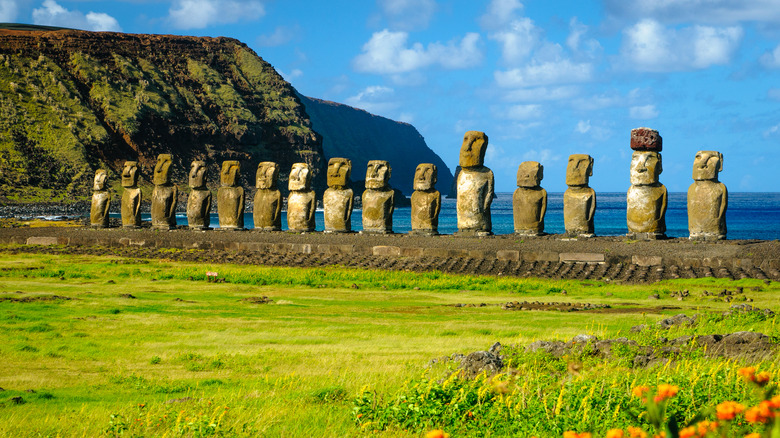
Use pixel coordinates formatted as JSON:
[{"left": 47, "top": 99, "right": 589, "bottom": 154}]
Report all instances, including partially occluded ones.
[
  {"left": 323, "top": 158, "right": 353, "bottom": 233},
  {"left": 688, "top": 151, "right": 727, "bottom": 240},
  {"left": 563, "top": 154, "right": 595, "bottom": 237},
  {"left": 253, "top": 161, "right": 282, "bottom": 231},
  {"left": 456, "top": 131, "right": 494, "bottom": 236},
  {"left": 151, "top": 154, "right": 178, "bottom": 230},
  {"left": 120, "top": 161, "right": 141, "bottom": 228},
  {"left": 287, "top": 163, "right": 315, "bottom": 232},
  {"left": 513, "top": 161, "right": 547, "bottom": 236},
  {"left": 627, "top": 151, "right": 667, "bottom": 239},
  {"left": 217, "top": 161, "right": 244, "bottom": 230},
  {"left": 90, "top": 169, "right": 110, "bottom": 228},
  {"left": 410, "top": 163, "right": 441, "bottom": 235},
  {"left": 186, "top": 160, "right": 211, "bottom": 230},
  {"left": 362, "top": 160, "right": 394, "bottom": 234}
]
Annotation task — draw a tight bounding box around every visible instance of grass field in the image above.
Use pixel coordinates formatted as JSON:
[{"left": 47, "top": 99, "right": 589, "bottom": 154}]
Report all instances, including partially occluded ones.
[{"left": 0, "top": 250, "right": 778, "bottom": 437}]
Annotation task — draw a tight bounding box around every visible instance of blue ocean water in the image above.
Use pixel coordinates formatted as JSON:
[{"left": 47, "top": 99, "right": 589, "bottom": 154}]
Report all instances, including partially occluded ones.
[{"left": 134, "top": 192, "right": 780, "bottom": 240}]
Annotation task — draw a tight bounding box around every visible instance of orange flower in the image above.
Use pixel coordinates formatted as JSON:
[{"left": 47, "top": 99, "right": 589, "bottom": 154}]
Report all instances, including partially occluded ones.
[
  {"left": 716, "top": 400, "right": 745, "bottom": 420},
  {"left": 627, "top": 426, "right": 648, "bottom": 438},
  {"left": 696, "top": 420, "right": 718, "bottom": 435},
  {"left": 745, "top": 401, "right": 774, "bottom": 424},
  {"left": 653, "top": 384, "right": 679, "bottom": 402},
  {"left": 425, "top": 430, "right": 450, "bottom": 438},
  {"left": 744, "top": 434, "right": 761, "bottom": 438},
  {"left": 678, "top": 426, "right": 696, "bottom": 438},
  {"left": 563, "top": 432, "right": 591, "bottom": 438},
  {"left": 632, "top": 385, "right": 651, "bottom": 399},
  {"left": 606, "top": 429, "right": 624, "bottom": 438},
  {"left": 739, "top": 367, "right": 757, "bottom": 380},
  {"left": 769, "top": 395, "right": 780, "bottom": 409},
  {"left": 755, "top": 371, "right": 771, "bottom": 386}
]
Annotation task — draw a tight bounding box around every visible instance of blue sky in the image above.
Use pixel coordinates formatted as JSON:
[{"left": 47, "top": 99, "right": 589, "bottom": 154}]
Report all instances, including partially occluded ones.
[{"left": 3, "top": 0, "right": 780, "bottom": 193}]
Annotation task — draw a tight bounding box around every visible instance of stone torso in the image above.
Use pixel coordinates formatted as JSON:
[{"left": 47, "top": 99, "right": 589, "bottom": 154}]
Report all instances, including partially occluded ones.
[
  {"left": 627, "top": 184, "right": 667, "bottom": 234},
  {"left": 151, "top": 185, "right": 178, "bottom": 229},
  {"left": 362, "top": 189, "right": 394, "bottom": 233},
  {"left": 90, "top": 191, "right": 110, "bottom": 227},
  {"left": 121, "top": 188, "right": 142, "bottom": 228},
  {"left": 563, "top": 187, "right": 595, "bottom": 235},
  {"left": 186, "top": 189, "right": 212, "bottom": 229},
  {"left": 217, "top": 186, "right": 244, "bottom": 229},
  {"left": 323, "top": 188, "right": 353, "bottom": 232},
  {"left": 287, "top": 190, "right": 316, "bottom": 231},
  {"left": 253, "top": 189, "right": 282, "bottom": 231},
  {"left": 688, "top": 181, "right": 727, "bottom": 237},
  {"left": 513, "top": 187, "right": 546, "bottom": 234},
  {"left": 456, "top": 167, "right": 493, "bottom": 232},
  {"left": 411, "top": 190, "right": 441, "bottom": 234}
]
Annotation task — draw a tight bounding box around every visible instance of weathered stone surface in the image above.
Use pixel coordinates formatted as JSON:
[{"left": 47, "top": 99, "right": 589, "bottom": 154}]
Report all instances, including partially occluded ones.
[
  {"left": 630, "top": 127, "right": 662, "bottom": 152},
  {"left": 287, "top": 163, "right": 315, "bottom": 232},
  {"left": 253, "top": 161, "right": 282, "bottom": 231},
  {"left": 217, "top": 160, "right": 244, "bottom": 230},
  {"left": 563, "top": 154, "right": 595, "bottom": 237},
  {"left": 559, "top": 252, "right": 605, "bottom": 263},
  {"left": 120, "top": 161, "right": 141, "bottom": 228},
  {"left": 456, "top": 131, "right": 493, "bottom": 236},
  {"left": 627, "top": 151, "right": 667, "bottom": 239},
  {"left": 362, "top": 160, "right": 394, "bottom": 233},
  {"left": 323, "top": 158, "right": 353, "bottom": 233},
  {"left": 410, "top": 163, "right": 441, "bottom": 235},
  {"left": 688, "top": 151, "right": 727, "bottom": 240},
  {"left": 90, "top": 169, "right": 110, "bottom": 228},
  {"left": 513, "top": 161, "right": 547, "bottom": 235},
  {"left": 151, "top": 154, "right": 178, "bottom": 230},
  {"left": 186, "top": 161, "right": 211, "bottom": 230}
]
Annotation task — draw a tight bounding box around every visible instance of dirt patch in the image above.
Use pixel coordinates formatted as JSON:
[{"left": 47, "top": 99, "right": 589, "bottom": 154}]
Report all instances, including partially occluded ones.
[
  {"left": 240, "top": 296, "right": 273, "bottom": 304},
  {"left": 0, "top": 294, "right": 72, "bottom": 303}
]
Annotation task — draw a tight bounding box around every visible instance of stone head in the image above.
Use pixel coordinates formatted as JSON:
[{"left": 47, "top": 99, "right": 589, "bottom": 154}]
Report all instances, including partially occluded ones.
[
  {"left": 288, "top": 163, "right": 312, "bottom": 191},
  {"left": 459, "top": 131, "right": 489, "bottom": 168},
  {"left": 692, "top": 151, "right": 723, "bottom": 181},
  {"left": 414, "top": 163, "right": 437, "bottom": 191},
  {"left": 566, "top": 154, "right": 593, "bottom": 186},
  {"left": 220, "top": 160, "right": 241, "bottom": 187},
  {"left": 365, "top": 160, "right": 391, "bottom": 189},
  {"left": 121, "top": 161, "right": 139, "bottom": 188},
  {"left": 93, "top": 169, "right": 108, "bottom": 191},
  {"left": 327, "top": 158, "right": 351, "bottom": 189},
  {"left": 517, "top": 161, "right": 543, "bottom": 188},
  {"left": 256, "top": 161, "right": 279, "bottom": 189},
  {"left": 153, "top": 154, "right": 173, "bottom": 185},
  {"left": 189, "top": 161, "right": 207, "bottom": 189},
  {"left": 630, "top": 151, "right": 663, "bottom": 185}
]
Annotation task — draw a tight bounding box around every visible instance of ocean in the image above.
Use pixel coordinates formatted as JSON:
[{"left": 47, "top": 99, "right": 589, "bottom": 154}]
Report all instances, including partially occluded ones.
[{"left": 147, "top": 192, "right": 780, "bottom": 240}]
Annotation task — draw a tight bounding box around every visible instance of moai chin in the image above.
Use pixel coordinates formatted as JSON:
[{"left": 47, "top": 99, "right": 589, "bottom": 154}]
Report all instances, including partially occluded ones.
[
  {"left": 456, "top": 131, "right": 494, "bottom": 236},
  {"left": 410, "top": 163, "right": 441, "bottom": 236},
  {"left": 513, "top": 161, "right": 547, "bottom": 236},
  {"left": 90, "top": 169, "right": 111, "bottom": 228},
  {"left": 150, "top": 154, "right": 178, "bottom": 230},
  {"left": 186, "top": 161, "right": 211, "bottom": 230},
  {"left": 120, "top": 161, "right": 142, "bottom": 228},
  {"left": 688, "top": 151, "right": 727, "bottom": 240},
  {"left": 563, "top": 154, "right": 596, "bottom": 237},
  {"left": 217, "top": 160, "right": 244, "bottom": 230},
  {"left": 253, "top": 161, "right": 282, "bottom": 232},
  {"left": 287, "top": 162, "right": 316, "bottom": 232},
  {"left": 361, "top": 160, "right": 394, "bottom": 234},
  {"left": 627, "top": 151, "right": 668, "bottom": 239},
  {"left": 323, "top": 158, "right": 354, "bottom": 233}
]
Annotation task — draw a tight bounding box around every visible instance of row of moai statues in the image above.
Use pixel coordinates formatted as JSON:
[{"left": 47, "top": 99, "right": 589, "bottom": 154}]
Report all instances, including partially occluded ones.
[{"left": 90, "top": 128, "right": 727, "bottom": 239}]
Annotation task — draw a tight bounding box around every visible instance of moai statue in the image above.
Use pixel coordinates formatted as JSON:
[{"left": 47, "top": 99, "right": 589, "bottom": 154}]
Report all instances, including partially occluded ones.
[
  {"left": 186, "top": 160, "right": 211, "bottom": 230},
  {"left": 627, "top": 128, "right": 667, "bottom": 240},
  {"left": 217, "top": 160, "right": 244, "bottom": 230},
  {"left": 323, "top": 158, "right": 353, "bottom": 233},
  {"left": 410, "top": 163, "right": 441, "bottom": 235},
  {"left": 563, "top": 154, "right": 596, "bottom": 237},
  {"left": 287, "top": 162, "right": 316, "bottom": 232},
  {"left": 120, "top": 161, "right": 141, "bottom": 228},
  {"left": 362, "top": 160, "right": 394, "bottom": 234},
  {"left": 456, "top": 131, "right": 494, "bottom": 236},
  {"left": 688, "top": 151, "right": 727, "bottom": 240},
  {"left": 151, "top": 154, "right": 178, "bottom": 230},
  {"left": 253, "top": 161, "right": 282, "bottom": 231},
  {"left": 513, "top": 161, "right": 547, "bottom": 236},
  {"left": 90, "top": 169, "right": 111, "bottom": 228}
]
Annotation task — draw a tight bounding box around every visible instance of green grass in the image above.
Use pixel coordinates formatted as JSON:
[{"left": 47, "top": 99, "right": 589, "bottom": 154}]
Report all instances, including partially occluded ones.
[{"left": 0, "top": 251, "right": 777, "bottom": 437}]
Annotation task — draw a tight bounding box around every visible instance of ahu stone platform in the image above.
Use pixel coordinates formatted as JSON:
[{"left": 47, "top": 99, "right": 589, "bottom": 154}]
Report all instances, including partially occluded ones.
[{"left": 1, "top": 227, "right": 779, "bottom": 283}]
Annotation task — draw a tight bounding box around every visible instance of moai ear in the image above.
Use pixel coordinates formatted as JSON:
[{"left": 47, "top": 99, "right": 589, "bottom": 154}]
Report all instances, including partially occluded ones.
[
  {"left": 588, "top": 157, "right": 594, "bottom": 176},
  {"left": 386, "top": 163, "right": 392, "bottom": 179},
  {"left": 657, "top": 153, "right": 663, "bottom": 175},
  {"left": 539, "top": 164, "right": 544, "bottom": 181},
  {"left": 718, "top": 152, "right": 724, "bottom": 172}
]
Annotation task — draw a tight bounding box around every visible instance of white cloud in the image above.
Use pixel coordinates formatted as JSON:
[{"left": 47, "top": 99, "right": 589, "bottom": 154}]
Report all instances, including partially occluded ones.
[
  {"left": 480, "top": 0, "right": 524, "bottom": 30},
  {"left": 495, "top": 59, "right": 593, "bottom": 88},
  {"left": 768, "top": 88, "right": 780, "bottom": 101},
  {"left": 576, "top": 120, "right": 591, "bottom": 134},
  {"left": 566, "top": 18, "right": 587, "bottom": 52},
  {"left": 629, "top": 104, "right": 659, "bottom": 119},
  {"left": 278, "top": 68, "right": 303, "bottom": 82},
  {"left": 504, "top": 104, "right": 542, "bottom": 120},
  {"left": 620, "top": 19, "right": 742, "bottom": 72},
  {"left": 378, "top": 0, "right": 436, "bottom": 30},
  {"left": 32, "top": 0, "right": 121, "bottom": 31},
  {"left": 760, "top": 44, "right": 780, "bottom": 69},
  {"left": 344, "top": 85, "right": 399, "bottom": 115},
  {"left": 352, "top": 30, "right": 482, "bottom": 74},
  {"left": 605, "top": 0, "right": 780, "bottom": 24},
  {"left": 522, "top": 148, "right": 561, "bottom": 163},
  {"left": 168, "top": 0, "right": 265, "bottom": 30},
  {"left": 0, "top": 0, "right": 19, "bottom": 22},
  {"left": 503, "top": 85, "right": 579, "bottom": 102},
  {"left": 257, "top": 25, "right": 300, "bottom": 47},
  {"left": 489, "top": 17, "right": 540, "bottom": 64},
  {"left": 764, "top": 123, "right": 780, "bottom": 138}
]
